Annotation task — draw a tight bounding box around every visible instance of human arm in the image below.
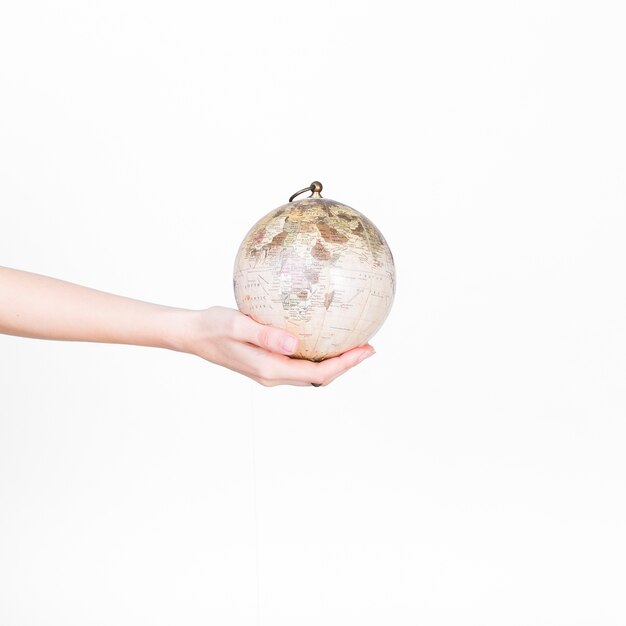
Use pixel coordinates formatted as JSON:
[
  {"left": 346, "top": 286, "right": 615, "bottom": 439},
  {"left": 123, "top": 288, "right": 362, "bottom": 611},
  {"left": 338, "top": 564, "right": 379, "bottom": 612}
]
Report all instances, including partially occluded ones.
[{"left": 0, "top": 266, "right": 375, "bottom": 386}]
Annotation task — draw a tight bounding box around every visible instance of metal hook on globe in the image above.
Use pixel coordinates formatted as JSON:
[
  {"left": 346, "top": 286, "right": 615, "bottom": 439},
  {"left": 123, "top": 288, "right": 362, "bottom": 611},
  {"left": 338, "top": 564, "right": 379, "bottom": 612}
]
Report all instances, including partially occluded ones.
[{"left": 288, "top": 181, "right": 323, "bottom": 202}]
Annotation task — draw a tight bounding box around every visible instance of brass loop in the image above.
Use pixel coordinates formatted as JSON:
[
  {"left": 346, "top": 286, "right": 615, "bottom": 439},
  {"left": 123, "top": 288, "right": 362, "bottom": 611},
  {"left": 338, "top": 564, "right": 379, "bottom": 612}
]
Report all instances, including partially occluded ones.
[{"left": 289, "top": 181, "right": 323, "bottom": 202}]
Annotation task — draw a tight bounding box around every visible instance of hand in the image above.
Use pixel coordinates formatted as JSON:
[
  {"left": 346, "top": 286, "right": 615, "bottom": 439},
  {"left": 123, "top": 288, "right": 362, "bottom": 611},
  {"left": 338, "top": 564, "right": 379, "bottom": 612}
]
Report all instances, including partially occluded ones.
[{"left": 180, "top": 306, "right": 376, "bottom": 387}]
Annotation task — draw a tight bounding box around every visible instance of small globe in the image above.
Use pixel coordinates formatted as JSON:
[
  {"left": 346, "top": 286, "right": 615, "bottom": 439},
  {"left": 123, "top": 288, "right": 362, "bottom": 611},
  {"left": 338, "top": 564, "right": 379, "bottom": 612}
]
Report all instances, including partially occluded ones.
[{"left": 233, "top": 182, "right": 396, "bottom": 361}]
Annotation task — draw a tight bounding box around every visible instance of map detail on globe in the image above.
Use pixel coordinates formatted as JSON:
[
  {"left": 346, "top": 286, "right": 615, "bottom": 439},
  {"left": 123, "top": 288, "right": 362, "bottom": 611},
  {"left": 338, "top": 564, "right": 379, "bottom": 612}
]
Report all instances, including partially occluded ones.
[{"left": 234, "top": 196, "right": 396, "bottom": 361}]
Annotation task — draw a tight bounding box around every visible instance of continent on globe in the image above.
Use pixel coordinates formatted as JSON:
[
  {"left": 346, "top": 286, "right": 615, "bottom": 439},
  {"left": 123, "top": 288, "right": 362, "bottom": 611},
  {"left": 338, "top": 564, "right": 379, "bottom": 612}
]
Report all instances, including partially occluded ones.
[{"left": 233, "top": 181, "right": 396, "bottom": 361}]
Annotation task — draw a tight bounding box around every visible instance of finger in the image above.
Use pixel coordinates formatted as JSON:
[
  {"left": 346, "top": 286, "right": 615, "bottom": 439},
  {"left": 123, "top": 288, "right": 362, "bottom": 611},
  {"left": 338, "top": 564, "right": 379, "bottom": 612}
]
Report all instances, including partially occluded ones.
[
  {"left": 269, "top": 345, "right": 376, "bottom": 386},
  {"left": 313, "top": 345, "right": 376, "bottom": 386},
  {"left": 224, "top": 340, "right": 312, "bottom": 386},
  {"left": 236, "top": 315, "right": 299, "bottom": 356},
  {"left": 319, "top": 345, "right": 376, "bottom": 386}
]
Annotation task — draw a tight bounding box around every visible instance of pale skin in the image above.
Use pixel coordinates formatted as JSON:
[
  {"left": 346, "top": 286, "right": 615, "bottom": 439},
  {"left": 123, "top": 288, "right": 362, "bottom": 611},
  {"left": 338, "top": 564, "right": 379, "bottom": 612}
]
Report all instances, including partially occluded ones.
[{"left": 0, "top": 266, "right": 375, "bottom": 387}]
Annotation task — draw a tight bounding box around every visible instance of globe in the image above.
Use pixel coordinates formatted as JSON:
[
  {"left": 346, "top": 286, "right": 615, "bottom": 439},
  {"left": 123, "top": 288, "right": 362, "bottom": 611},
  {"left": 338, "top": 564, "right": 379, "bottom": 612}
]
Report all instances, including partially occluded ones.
[{"left": 233, "top": 181, "right": 396, "bottom": 361}]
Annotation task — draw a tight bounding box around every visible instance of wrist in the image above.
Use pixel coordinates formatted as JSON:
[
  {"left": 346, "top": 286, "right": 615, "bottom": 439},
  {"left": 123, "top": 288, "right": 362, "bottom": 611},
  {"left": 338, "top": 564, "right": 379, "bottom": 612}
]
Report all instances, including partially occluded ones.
[{"left": 157, "top": 307, "right": 201, "bottom": 355}]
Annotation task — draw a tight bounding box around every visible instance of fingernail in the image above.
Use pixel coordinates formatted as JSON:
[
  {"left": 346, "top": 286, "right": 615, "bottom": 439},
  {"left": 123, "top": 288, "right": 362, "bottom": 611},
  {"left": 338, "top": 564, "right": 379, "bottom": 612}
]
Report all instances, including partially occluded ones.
[{"left": 281, "top": 336, "right": 297, "bottom": 353}]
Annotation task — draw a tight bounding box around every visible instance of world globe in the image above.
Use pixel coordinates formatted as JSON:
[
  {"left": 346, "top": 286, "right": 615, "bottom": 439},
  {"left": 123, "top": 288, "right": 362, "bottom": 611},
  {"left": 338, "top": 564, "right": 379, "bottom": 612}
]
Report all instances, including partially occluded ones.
[{"left": 233, "top": 181, "right": 396, "bottom": 361}]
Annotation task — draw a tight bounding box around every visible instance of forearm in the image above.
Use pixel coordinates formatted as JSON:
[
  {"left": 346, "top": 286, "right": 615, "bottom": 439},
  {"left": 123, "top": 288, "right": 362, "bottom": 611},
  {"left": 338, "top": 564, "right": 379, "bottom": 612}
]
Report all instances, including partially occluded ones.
[{"left": 0, "top": 266, "right": 191, "bottom": 351}]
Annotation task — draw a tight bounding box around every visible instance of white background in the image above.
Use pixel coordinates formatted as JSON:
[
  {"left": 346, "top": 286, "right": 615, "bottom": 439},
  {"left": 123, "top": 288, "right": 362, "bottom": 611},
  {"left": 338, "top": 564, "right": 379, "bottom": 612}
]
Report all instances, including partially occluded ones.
[{"left": 1, "top": 1, "right": 625, "bottom": 624}]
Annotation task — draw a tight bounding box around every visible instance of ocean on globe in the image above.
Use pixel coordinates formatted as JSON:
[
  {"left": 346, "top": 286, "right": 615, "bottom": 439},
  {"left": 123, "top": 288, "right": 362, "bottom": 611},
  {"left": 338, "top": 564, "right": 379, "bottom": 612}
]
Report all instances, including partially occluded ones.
[{"left": 233, "top": 182, "right": 396, "bottom": 361}]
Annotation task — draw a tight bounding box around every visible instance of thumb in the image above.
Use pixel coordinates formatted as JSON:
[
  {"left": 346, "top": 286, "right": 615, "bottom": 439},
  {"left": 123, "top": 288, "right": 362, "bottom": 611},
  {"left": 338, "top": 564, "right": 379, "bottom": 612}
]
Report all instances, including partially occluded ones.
[{"left": 253, "top": 324, "right": 299, "bottom": 355}]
